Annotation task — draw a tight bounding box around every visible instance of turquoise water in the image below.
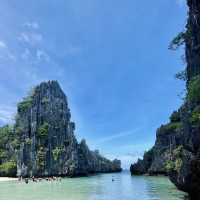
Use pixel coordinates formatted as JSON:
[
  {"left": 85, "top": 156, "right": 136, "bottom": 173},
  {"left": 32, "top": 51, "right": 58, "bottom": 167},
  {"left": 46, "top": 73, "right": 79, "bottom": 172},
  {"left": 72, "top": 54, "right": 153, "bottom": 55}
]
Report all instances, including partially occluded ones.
[{"left": 0, "top": 171, "right": 187, "bottom": 200}]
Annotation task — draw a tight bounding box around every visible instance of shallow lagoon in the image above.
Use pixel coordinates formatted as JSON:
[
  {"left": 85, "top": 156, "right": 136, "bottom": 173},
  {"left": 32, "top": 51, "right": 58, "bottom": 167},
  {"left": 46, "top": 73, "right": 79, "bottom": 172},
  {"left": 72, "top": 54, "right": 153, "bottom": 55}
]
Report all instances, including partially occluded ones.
[{"left": 0, "top": 171, "right": 187, "bottom": 200}]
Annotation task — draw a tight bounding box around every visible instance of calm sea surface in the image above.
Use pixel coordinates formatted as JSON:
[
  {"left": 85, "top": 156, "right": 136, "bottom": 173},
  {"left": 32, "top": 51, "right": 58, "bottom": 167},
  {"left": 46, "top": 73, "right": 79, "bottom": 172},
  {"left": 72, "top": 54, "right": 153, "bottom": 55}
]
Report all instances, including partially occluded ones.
[{"left": 0, "top": 171, "right": 188, "bottom": 200}]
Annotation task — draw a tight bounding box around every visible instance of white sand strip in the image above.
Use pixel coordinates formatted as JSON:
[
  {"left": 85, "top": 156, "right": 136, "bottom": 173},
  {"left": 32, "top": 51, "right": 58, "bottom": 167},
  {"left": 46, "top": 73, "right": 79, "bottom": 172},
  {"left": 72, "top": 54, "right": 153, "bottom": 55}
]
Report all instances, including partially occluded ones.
[{"left": 0, "top": 177, "right": 17, "bottom": 182}]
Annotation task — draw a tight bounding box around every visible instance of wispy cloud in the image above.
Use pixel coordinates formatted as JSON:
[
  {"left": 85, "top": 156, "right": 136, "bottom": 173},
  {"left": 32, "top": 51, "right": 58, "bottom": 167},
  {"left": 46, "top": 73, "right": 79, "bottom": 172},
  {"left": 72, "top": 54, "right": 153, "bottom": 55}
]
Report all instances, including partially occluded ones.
[
  {"left": 119, "top": 154, "right": 140, "bottom": 169},
  {"left": 18, "top": 22, "right": 51, "bottom": 65},
  {"left": 21, "top": 47, "right": 50, "bottom": 64},
  {"left": 0, "top": 40, "right": 7, "bottom": 48},
  {"left": 120, "top": 143, "right": 153, "bottom": 151},
  {"left": 7, "top": 53, "right": 16, "bottom": 61},
  {"left": 96, "top": 128, "right": 141, "bottom": 144},
  {"left": 0, "top": 105, "right": 16, "bottom": 125},
  {"left": 105, "top": 153, "right": 142, "bottom": 169},
  {"left": 21, "top": 48, "right": 31, "bottom": 60},
  {"left": 36, "top": 49, "right": 50, "bottom": 62},
  {"left": 18, "top": 32, "right": 43, "bottom": 45},
  {"left": 18, "top": 22, "right": 43, "bottom": 45},
  {"left": 24, "top": 22, "right": 39, "bottom": 29},
  {"left": 0, "top": 40, "right": 16, "bottom": 61},
  {"left": 103, "top": 142, "right": 152, "bottom": 169},
  {"left": 19, "top": 22, "right": 42, "bottom": 45}
]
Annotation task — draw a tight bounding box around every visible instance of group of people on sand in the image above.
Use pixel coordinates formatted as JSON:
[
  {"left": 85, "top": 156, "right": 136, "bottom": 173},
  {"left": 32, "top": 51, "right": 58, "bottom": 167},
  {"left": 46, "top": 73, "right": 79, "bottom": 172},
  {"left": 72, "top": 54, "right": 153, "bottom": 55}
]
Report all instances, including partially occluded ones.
[{"left": 18, "top": 176, "right": 62, "bottom": 184}]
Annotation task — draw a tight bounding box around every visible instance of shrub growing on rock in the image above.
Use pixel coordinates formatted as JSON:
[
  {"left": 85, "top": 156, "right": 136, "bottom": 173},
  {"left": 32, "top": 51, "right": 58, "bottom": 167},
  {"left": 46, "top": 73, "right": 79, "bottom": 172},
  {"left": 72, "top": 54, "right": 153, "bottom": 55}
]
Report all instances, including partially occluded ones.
[
  {"left": 37, "top": 147, "right": 46, "bottom": 169},
  {"left": 52, "top": 147, "right": 63, "bottom": 161},
  {"left": 165, "top": 160, "right": 175, "bottom": 172},
  {"left": 191, "top": 106, "right": 200, "bottom": 123},
  {"left": 38, "top": 122, "right": 49, "bottom": 138},
  {"left": 17, "top": 97, "right": 33, "bottom": 112},
  {"left": 170, "top": 111, "right": 181, "bottom": 123},
  {"left": 169, "top": 32, "right": 186, "bottom": 50},
  {"left": 175, "top": 158, "right": 183, "bottom": 172},
  {"left": 188, "top": 75, "right": 200, "bottom": 104},
  {"left": 0, "top": 161, "right": 17, "bottom": 177},
  {"left": 159, "top": 122, "right": 182, "bottom": 135}
]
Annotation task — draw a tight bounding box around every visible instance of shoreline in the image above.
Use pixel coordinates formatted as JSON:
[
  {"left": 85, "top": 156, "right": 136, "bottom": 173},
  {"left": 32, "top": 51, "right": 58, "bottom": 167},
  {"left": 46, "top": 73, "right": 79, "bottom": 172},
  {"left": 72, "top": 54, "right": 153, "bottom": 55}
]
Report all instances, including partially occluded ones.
[
  {"left": 0, "top": 177, "right": 18, "bottom": 182},
  {"left": 0, "top": 171, "right": 122, "bottom": 182}
]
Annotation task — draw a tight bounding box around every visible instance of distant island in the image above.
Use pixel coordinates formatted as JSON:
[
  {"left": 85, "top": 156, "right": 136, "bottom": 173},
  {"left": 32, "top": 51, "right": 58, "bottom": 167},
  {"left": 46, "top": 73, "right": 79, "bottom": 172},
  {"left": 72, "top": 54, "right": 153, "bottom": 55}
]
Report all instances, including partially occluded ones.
[
  {"left": 0, "top": 80, "right": 121, "bottom": 178},
  {"left": 130, "top": 0, "right": 200, "bottom": 199}
]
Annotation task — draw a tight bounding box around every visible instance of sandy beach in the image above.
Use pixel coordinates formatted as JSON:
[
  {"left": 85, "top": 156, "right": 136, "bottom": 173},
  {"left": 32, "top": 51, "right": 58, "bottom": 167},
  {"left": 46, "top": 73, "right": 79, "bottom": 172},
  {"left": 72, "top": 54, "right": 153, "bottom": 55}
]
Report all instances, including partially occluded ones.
[{"left": 0, "top": 177, "right": 17, "bottom": 182}]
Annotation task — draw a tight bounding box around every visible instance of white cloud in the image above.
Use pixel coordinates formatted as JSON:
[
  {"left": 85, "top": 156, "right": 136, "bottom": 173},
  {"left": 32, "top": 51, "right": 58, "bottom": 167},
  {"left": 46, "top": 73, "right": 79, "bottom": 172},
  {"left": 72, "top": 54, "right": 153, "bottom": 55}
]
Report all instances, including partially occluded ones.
[
  {"left": 121, "top": 143, "right": 153, "bottom": 152},
  {"left": 7, "top": 53, "right": 16, "bottom": 61},
  {"left": 0, "top": 40, "right": 7, "bottom": 48},
  {"left": 18, "top": 32, "right": 43, "bottom": 45},
  {"left": 0, "top": 105, "right": 16, "bottom": 125},
  {"left": 21, "top": 48, "right": 31, "bottom": 60},
  {"left": 19, "top": 21, "right": 42, "bottom": 46},
  {"left": 21, "top": 48, "right": 50, "bottom": 64},
  {"left": 36, "top": 49, "right": 50, "bottom": 62},
  {"left": 119, "top": 154, "right": 139, "bottom": 169},
  {"left": 19, "top": 32, "right": 30, "bottom": 43},
  {"left": 24, "top": 22, "right": 39, "bottom": 29},
  {"left": 105, "top": 153, "right": 141, "bottom": 169},
  {"left": 96, "top": 128, "right": 141, "bottom": 144},
  {"left": 0, "top": 40, "right": 16, "bottom": 62}
]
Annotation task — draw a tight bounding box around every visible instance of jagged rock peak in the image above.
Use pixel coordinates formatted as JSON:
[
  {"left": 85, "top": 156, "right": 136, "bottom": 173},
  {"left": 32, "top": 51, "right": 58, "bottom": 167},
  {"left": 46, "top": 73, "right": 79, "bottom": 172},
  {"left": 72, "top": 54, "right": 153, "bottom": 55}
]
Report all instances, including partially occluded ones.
[{"left": 35, "top": 80, "right": 66, "bottom": 97}]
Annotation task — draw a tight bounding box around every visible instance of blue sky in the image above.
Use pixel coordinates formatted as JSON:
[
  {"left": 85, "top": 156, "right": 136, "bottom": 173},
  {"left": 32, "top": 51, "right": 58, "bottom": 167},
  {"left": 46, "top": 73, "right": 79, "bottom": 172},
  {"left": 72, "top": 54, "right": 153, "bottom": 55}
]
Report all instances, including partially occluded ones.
[{"left": 0, "top": 0, "right": 187, "bottom": 168}]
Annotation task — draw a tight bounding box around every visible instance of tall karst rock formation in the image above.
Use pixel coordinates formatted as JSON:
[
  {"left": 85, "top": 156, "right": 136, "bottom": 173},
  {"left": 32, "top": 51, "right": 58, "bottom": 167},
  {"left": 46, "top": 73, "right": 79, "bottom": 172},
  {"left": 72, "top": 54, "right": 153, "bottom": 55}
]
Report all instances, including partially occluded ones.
[
  {"left": 186, "top": 0, "right": 200, "bottom": 82},
  {"left": 15, "top": 80, "right": 121, "bottom": 177},
  {"left": 130, "top": 0, "right": 200, "bottom": 198}
]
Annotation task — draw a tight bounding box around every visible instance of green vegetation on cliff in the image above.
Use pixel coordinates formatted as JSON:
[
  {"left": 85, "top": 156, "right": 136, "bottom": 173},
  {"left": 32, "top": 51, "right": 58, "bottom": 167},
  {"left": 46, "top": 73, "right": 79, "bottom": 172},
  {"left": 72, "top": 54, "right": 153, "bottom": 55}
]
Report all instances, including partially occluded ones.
[
  {"left": 164, "top": 122, "right": 181, "bottom": 132},
  {"left": 0, "top": 125, "right": 17, "bottom": 177},
  {"left": 37, "top": 147, "right": 46, "bottom": 170},
  {"left": 170, "top": 111, "right": 181, "bottom": 123},
  {"left": 0, "top": 161, "right": 17, "bottom": 177},
  {"left": 191, "top": 107, "right": 200, "bottom": 123},
  {"left": 17, "top": 87, "right": 36, "bottom": 112},
  {"left": 169, "top": 23, "right": 193, "bottom": 51},
  {"left": 159, "top": 111, "right": 182, "bottom": 135},
  {"left": 169, "top": 32, "right": 186, "bottom": 50},
  {"left": 18, "top": 97, "right": 33, "bottom": 112},
  {"left": 38, "top": 122, "right": 49, "bottom": 138},
  {"left": 188, "top": 75, "right": 200, "bottom": 104},
  {"left": 52, "top": 147, "right": 63, "bottom": 161},
  {"left": 165, "top": 146, "right": 183, "bottom": 173}
]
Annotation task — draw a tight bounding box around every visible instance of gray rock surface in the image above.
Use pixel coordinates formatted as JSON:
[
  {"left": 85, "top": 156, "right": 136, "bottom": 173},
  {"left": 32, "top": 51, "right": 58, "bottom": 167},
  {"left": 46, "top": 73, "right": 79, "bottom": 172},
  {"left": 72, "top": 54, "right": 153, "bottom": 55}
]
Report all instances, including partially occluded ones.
[{"left": 130, "top": 113, "right": 182, "bottom": 176}]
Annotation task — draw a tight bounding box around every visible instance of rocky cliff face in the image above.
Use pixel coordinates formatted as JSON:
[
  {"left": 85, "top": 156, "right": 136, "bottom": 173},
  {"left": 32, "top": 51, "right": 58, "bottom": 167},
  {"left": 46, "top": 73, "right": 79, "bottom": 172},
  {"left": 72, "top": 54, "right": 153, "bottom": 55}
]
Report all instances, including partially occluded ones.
[
  {"left": 186, "top": 0, "right": 200, "bottom": 82},
  {"left": 14, "top": 80, "right": 121, "bottom": 177},
  {"left": 169, "top": 1, "right": 200, "bottom": 197},
  {"left": 130, "top": 0, "right": 200, "bottom": 198},
  {"left": 130, "top": 111, "right": 182, "bottom": 176}
]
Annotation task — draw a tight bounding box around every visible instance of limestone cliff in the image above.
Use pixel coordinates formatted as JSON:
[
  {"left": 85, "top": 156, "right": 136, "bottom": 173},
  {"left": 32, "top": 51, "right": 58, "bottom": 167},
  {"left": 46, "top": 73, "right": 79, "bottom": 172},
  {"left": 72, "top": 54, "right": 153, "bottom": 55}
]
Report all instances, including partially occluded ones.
[
  {"left": 130, "top": 111, "right": 181, "bottom": 175},
  {"left": 186, "top": 0, "right": 200, "bottom": 82},
  {"left": 130, "top": 0, "right": 200, "bottom": 198},
  {"left": 7, "top": 80, "right": 121, "bottom": 177}
]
